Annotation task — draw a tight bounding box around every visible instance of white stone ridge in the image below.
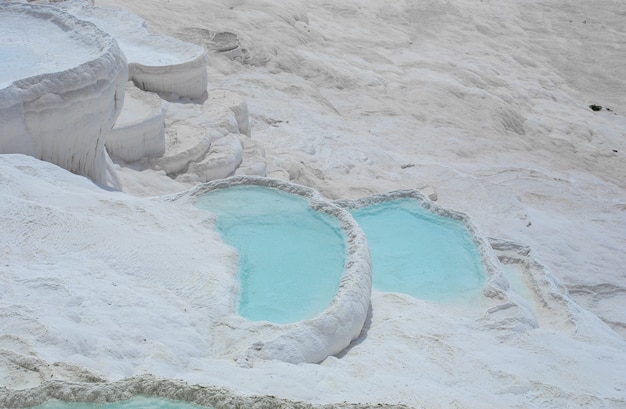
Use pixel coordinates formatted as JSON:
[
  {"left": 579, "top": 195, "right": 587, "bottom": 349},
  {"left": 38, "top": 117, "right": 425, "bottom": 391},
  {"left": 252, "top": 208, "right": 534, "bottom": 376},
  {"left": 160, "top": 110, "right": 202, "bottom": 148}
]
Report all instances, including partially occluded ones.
[
  {"left": 57, "top": 0, "right": 208, "bottom": 99},
  {"left": 174, "top": 176, "right": 372, "bottom": 364},
  {"left": 0, "top": 375, "right": 410, "bottom": 409},
  {"left": 107, "top": 82, "right": 165, "bottom": 162},
  {"left": 0, "top": 3, "right": 127, "bottom": 187}
]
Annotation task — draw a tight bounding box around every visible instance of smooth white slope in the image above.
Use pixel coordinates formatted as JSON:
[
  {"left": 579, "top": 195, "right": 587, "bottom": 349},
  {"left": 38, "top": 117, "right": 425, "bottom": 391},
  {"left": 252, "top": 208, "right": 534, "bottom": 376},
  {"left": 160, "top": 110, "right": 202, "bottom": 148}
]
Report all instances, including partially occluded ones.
[
  {"left": 96, "top": 0, "right": 626, "bottom": 337},
  {"left": 0, "top": 155, "right": 237, "bottom": 382}
]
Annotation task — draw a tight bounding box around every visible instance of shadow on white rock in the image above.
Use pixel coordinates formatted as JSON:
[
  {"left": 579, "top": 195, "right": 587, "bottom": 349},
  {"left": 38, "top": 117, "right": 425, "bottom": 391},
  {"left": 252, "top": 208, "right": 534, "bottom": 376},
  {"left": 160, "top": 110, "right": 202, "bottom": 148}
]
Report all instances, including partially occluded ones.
[{"left": 107, "top": 82, "right": 165, "bottom": 163}]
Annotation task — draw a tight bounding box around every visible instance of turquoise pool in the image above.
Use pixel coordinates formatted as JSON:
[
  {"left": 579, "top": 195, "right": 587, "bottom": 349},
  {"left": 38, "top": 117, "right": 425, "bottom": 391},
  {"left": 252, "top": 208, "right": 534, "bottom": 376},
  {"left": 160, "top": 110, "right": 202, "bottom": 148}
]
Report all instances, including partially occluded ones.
[
  {"left": 33, "top": 397, "right": 212, "bottom": 409},
  {"left": 349, "top": 198, "right": 486, "bottom": 302},
  {"left": 196, "top": 185, "right": 346, "bottom": 324}
]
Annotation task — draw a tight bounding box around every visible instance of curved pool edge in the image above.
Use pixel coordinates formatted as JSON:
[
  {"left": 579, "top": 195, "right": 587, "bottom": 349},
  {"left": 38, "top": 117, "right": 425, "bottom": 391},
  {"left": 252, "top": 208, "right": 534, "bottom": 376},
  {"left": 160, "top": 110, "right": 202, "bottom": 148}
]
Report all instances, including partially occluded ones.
[
  {"left": 173, "top": 176, "right": 372, "bottom": 364},
  {"left": 0, "top": 375, "right": 411, "bottom": 409},
  {"left": 334, "top": 189, "right": 508, "bottom": 302}
]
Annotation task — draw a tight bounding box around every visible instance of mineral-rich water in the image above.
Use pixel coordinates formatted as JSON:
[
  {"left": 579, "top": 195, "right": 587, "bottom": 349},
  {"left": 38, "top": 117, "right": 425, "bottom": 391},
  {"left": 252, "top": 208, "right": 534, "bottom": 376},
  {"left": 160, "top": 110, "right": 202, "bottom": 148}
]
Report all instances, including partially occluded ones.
[
  {"left": 350, "top": 199, "right": 486, "bottom": 302},
  {"left": 196, "top": 186, "right": 345, "bottom": 323}
]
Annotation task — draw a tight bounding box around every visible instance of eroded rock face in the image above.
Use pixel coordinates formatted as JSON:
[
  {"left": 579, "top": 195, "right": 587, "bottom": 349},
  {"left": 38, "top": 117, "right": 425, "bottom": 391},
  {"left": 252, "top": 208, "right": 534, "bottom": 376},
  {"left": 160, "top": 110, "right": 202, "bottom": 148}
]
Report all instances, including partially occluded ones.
[{"left": 0, "top": 3, "right": 127, "bottom": 187}]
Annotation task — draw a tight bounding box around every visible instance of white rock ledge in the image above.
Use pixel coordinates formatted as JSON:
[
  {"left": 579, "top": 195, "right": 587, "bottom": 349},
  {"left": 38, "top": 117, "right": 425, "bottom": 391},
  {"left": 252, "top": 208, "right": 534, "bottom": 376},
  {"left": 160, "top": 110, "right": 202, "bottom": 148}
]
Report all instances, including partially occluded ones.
[
  {"left": 107, "top": 82, "right": 165, "bottom": 162},
  {"left": 58, "top": 0, "right": 209, "bottom": 99},
  {"left": 0, "top": 3, "right": 127, "bottom": 187},
  {"left": 174, "top": 176, "right": 372, "bottom": 364}
]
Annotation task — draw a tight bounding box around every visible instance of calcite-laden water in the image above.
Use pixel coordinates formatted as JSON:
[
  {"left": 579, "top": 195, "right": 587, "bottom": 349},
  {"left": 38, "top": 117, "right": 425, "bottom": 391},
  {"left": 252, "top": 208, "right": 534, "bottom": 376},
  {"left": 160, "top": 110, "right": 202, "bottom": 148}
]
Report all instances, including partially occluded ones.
[
  {"left": 196, "top": 185, "right": 345, "bottom": 323},
  {"left": 350, "top": 199, "right": 486, "bottom": 302}
]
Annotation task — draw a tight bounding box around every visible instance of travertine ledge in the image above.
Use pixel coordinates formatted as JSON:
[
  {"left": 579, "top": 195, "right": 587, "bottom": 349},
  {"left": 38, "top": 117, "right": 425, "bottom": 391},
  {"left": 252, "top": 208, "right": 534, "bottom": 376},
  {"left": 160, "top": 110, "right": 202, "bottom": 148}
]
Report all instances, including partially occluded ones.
[{"left": 0, "top": 3, "right": 127, "bottom": 187}]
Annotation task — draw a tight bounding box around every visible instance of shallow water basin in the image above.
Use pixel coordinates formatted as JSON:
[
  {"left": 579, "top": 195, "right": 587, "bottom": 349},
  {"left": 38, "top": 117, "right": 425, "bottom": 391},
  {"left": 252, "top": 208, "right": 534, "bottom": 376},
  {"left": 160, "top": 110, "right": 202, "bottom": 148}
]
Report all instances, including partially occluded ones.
[
  {"left": 349, "top": 198, "right": 486, "bottom": 302},
  {"left": 196, "top": 185, "right": 346, "bottom": 324}
]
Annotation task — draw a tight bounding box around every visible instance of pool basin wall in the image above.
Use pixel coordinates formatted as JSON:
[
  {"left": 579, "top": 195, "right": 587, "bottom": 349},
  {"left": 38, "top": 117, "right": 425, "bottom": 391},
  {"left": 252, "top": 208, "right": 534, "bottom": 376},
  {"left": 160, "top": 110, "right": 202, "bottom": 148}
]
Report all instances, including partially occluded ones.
[
  {"left": 0, "top": 375, "right": 411, "bottom": 409},
  {"left": 178, "top": 176, "right": 372, "bottom": 364},
  {"left": 335, "top": 189, "right": 507, "bottom": 300}
]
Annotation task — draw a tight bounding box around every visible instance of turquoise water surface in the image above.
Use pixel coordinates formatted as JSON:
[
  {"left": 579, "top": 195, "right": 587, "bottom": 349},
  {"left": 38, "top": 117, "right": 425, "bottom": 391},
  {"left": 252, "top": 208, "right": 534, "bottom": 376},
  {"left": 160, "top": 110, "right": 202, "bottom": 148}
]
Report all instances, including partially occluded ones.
[
  {"left": 196, "top": 186, "right": 345, "bottom": 323},
  {"left": 350, "top": 199, "right": 486, "bottom": 302},
  {"left": 33, "top": 397, "right": 212, "bottom": 409}
]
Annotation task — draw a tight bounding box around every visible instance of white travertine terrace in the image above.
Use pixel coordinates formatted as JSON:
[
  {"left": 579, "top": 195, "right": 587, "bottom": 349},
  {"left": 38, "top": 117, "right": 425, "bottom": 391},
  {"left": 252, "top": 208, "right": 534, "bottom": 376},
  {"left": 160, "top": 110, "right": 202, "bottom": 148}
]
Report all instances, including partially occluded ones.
[
  {"left": 176, "top": 176, "right": 372, "bottom": 364},
  {"left": 0, "top": 3, "right": 127, "bottom": 187},
  {"left": 58, "top": 0, "right": 208, "bottom": 99},
  {"left": 107, "top": 82, "right": 165, "bottom": 162}
]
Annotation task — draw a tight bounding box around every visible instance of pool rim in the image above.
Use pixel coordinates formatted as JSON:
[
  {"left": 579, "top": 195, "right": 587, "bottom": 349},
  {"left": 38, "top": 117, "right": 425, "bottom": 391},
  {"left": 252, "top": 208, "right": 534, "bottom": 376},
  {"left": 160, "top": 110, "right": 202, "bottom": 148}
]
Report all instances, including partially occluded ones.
[
  {"left": 0, "top": 374, "right": 410, "bottom": 409},
  {"left": 172, "top": 175, "right": 372, "bottom": 364},
  {"left": 334, "top": 189, "right": 507, "bottom": 301}
]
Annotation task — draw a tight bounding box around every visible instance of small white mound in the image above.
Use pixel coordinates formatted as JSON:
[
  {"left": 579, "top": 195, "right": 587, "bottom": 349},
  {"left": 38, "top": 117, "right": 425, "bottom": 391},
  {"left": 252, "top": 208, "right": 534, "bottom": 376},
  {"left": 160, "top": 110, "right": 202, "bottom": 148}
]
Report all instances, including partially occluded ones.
[
  {"left": 187, "top": 133, "right": 243, "bottom": 182},
  {"left": 107, "top": 82, "right": 165, "bottom": 162},
  {"left": 149, "top": 122, "right": 212, "bottom": 176},
  {"left": 0, "top": 3, "right": 127, "bottom": 187},
  {"left": 58, "top": 0, "right": 208, "bottom": 99},
  {"left": 147, "top": 89, "right": 253, "bottom": 181}
]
